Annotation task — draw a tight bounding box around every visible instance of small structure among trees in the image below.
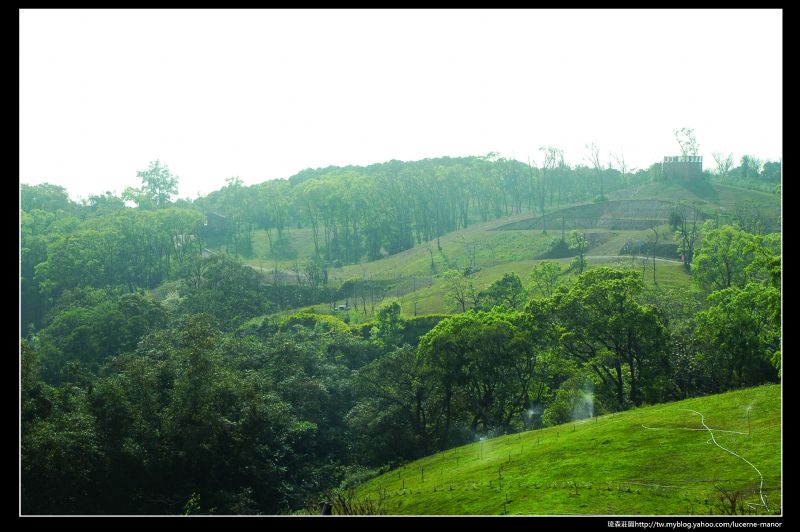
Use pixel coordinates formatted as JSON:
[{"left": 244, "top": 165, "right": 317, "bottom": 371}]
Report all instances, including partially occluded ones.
[
  {"left": 203, "top": 211, "right": 229, "bottom": 235},
  {"left": 663, "top": 127, "right": 703, "bottom": 180},
  {"left": 662, "top": 155, "right": 703, "bottom": 180}
]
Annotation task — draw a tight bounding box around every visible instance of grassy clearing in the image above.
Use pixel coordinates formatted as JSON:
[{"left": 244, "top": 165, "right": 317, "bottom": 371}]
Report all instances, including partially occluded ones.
[
  {"left": 229, "top": 179, "right": 778, "bottom": 273},
  {"left": 610, "top": 180, "right": 779, "bottom": 214},
  {"left": 354, "top": 385, "right": 781, "bottom": 515},
  {"left": 227, "top": 182, "right": 775, "bottom": 319},
  {"left": 297, "top": 257, "right": 691, "bottom": 318}
]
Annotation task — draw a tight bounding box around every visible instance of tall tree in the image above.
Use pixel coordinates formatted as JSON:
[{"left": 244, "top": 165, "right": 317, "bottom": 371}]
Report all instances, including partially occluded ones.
[
  {"left": 569, "top": 230, "right": 588, "bottom": 274},
  {"left": 692, "top": 223, "right": 757, "bottom": 292},
  {"left": 528, "top": 261, "right": 561, "bottom": 298},
  {"left": 478, "top": 272, "right": 524, "bottom": 310},
  {"left": 712, "top": 152, "right": 734, "bottom": 179},
  {"left": 739, "top": 155, "right": 763, "bottom": 179},
  {"left": 696, "top": 283, "right": 780, "bottom": 386},
  {"left": 124, "top": 160, "right": 179, "bottom": 209},
  {"left": 441, "top": 269, "right": 478, "bottom": 313},
  {"left": 585, "top": 142, "right": 604, "bottom": 198},
  {"left": 670, "top": 202, "right": 701, "bottom": 271},
  {"left": 612, "top": 149, "right": 628, "bottom": 188},
  {"left": 674, "top": 127, "right": 700, "bottom": 156},
  {"left": 554, "top": 268, "right": 668, "bottom": 408},
  {"left": 649, "top": 222, "right": 660, "bottom": 285}
]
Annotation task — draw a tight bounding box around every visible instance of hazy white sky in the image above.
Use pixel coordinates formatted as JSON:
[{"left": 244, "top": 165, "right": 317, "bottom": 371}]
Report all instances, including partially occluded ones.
[{"left": 20, "top": 9, "right": 781, "bottom": 201}]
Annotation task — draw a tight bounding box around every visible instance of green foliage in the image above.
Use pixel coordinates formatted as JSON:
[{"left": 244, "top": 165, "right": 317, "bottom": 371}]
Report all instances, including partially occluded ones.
[
  {"left": 541, "top": 372, "right": 600, "bottom": 427},
  {"left": 441, "top": 269, "right": 478, "bottom": 313},
  {"left": 21, "top": 183, "right": 76, "bottom": 213},
  {"left": 84, "top": 192, "right": 126, "bottom": 216},
  {"left": 554, "top": 268, "right": 668, "bottom": 408},
  {"left": 29, "top": 207, "right": 205, "bottom": 302},
  {"left": 19, "top": 157, "right": 781, "bottom": 515},
  {"left": 123, "top": 160, "right": 179, "bottom": 209},
  {"left": 36, "top": 291, "right": 166, "bottom": 382},
  {"left": 712, "top": 156, "right": 780, "bottom": 193},
  {"left": 692, "top": 223, "right": 768, "bottom": 291},
  {"left": 352, "top": 344, "right": 438, "bottom": 462},
  {"left": 568, "top": 230, "right": 588, "bottom": 274},
  {"left": 528, "top": 261, "right": 562, "bottom": 298},
  {"left": 269, "top": 236, "right": 298, "bottom": 259},
  {"left": 356, "top": 385, "right": 781, "bottom": 515},
  {"left": 179, "top": 254, "right": 272, "bottom": 329},
  {"left": 477, "top": 272, "right": 524, "bottom": 310},
  {"left": 277, "top": 310, "right": 350, "bottom": 334},
  {"left": 371, "top": 299, "right": 404, "bottom": 348},
  {"left": 696, "top": 283, "right": 780, "bottom": 385},
  {"left": 668, "top": 210, "right": 683, "bottom": 232},
  {"left": 418, "top": 308, "right": 553, "bottom": 438},
  {"left": 399, "top": 314, "right": 448, "bottom": 346},
  {"left": 745, "top": 233, "right": 781, "bottom": 289},
  {"left": 183, "top": 492, "right": 201, "bottom": 515}
]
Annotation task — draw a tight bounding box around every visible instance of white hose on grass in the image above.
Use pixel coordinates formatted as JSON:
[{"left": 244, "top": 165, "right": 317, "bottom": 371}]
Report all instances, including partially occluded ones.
[
  {"left": 683, "top": 409, "right": 768, "bottom": 512},
  {"left": 640, "top": 409, "right": 769, "bottom": 512}
]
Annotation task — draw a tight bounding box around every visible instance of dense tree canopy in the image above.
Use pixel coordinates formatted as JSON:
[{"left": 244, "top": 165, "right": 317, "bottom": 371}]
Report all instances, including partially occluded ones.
[{"left": 20, "top": 155, "right": 780, "bottom": 515}]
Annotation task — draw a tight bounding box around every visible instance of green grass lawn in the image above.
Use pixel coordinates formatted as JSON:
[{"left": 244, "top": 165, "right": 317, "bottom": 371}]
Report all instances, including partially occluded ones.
[{"left": 354, "top": 385, "right": 781, "bottom": 515}]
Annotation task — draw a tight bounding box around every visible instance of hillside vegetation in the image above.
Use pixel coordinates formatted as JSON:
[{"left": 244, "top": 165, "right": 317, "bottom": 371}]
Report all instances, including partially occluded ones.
[
  {"left": 20, "top": 156, "right": 781, "bottom": 515},
  {"left": 355, "top": 385, "right": 780, "bottom": 515}
]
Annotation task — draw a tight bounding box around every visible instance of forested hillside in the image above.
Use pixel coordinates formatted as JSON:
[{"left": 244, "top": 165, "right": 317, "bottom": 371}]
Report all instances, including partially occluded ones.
[{"left": 20, "top": 154, "right": 781, "bottom": 515}]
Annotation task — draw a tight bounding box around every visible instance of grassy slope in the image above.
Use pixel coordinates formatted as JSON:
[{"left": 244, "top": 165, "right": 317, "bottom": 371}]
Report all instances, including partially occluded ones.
[
  {"left": 295, "top": 248, "right": 690, "bottom": 319},
  {"left": 610, "top": 180, "right": 780, "bottom": 214},
  {"left": 355, "top": 385, "right": 781, "bottom": 515},
  {"left": 222, "top": 179, "right": 779, "bottom": 269},
  {"left": 227, "top": 179, "right": 776, "bottom": 320}
]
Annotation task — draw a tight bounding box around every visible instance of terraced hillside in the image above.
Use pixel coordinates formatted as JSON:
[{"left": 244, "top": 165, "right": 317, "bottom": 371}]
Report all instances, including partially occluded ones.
[
  {"left": 494, "top": 199, "right": 707, "bottom": 231},
  {"left": 226, "top": 178, "right": 777, "bottom": 320}
]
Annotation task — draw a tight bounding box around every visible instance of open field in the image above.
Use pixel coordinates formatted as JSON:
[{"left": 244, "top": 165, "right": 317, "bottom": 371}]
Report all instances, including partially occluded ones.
[
  {"left": 223, "top": 180, "right": 777, "bottom": 321},
  {"left": 354, "top": 385, "right": 781, "bottom": 515}
]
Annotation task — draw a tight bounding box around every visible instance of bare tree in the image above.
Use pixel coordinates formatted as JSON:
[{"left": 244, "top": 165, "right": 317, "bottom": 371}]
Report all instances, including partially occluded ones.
[
  {"left": 640, "top": 255, "right": 649, "bottom": 283},
  {"left": 670, "top": 202, "right": 701, "bottom": 271},
  {"left": 712, "top": 152, "right": 734, "bottom": 179},
  {"left": 426, "top": 244, "right": 436, "bottom": 273},
  {"left": 458, "top": 235, "right": 478, "bottom": 273},
  {"left": 585, "top": 142, "right": 604, "bottom": 198},
  {"left": 674, "top": 127, "right": 700, "bottom": 156},
  {"left": 733, "top": 200, "right": 769, "bottom": 235},
  {"left": 649, "top": 223, "right": 659, "bottom": 285},
  {"left": 612, "top": 149, "right": 628, "bottom": 188},
  {"left": 442, "top": 269, "right": 475, "bottom": 313},
  {"left": 535, "top": 147, "right": 560, "bottom": 216},
  {"left": 411, "top": 276, "right": 419, "bottom": 316}
]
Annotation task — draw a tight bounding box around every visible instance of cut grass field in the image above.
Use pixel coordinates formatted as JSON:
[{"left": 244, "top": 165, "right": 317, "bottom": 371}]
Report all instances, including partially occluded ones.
[{"left": 353, "top": 385, "right": 781, "bottom": 515}]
